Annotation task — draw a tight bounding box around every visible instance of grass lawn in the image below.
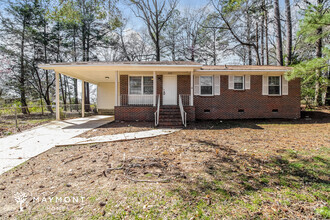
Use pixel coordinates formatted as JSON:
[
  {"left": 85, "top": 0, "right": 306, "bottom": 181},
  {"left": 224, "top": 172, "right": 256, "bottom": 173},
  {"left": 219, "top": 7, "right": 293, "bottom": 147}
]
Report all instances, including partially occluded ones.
[{"left": 0, "top": 111, "right": 329, "bottom": 219}]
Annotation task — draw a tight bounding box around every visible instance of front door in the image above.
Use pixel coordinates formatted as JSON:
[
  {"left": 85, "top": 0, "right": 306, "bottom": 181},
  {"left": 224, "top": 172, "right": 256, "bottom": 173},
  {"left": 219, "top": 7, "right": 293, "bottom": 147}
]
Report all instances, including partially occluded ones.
[{"left": 163, "top": 75, "right": 177, "bottom": 105}]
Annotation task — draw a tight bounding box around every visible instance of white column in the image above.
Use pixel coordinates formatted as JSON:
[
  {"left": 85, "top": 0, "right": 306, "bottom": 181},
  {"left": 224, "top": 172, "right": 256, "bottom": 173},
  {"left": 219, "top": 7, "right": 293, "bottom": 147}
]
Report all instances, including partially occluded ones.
[
  {"left": 153, "top": 71, "right": 156, "bottom": 106},
  {"left": 81, "top": 80, "right": 85, "bottom": 118},
  {"left": 55, "top": 72, "right": 60, "bottom": 120},
  {"left": 115, "top": 71, "right": 118, "bottom": 106},
  {"left": 190, "top": 70, "right": 194, "bottom": 106}
]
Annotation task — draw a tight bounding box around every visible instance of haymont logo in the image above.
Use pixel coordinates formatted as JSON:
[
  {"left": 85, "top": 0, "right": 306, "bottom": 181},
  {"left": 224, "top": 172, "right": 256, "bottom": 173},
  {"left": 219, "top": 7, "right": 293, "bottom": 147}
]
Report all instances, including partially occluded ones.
[
  {"left": 14, "top": 191, "right": 86, "bottom": 212},
  {"left": 14, "top": 192, "right": 28, "bottom": 212}
]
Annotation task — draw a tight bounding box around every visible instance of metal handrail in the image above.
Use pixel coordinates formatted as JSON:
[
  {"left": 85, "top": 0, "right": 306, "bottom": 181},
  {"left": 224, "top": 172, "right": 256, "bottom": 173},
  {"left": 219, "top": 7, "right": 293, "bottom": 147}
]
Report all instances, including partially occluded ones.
[
  {"left": 179, "top": 94, "right": 187, "bottom": 127},
  {"left": 154, "top": 95, "right": 160, "bottom": 126}
]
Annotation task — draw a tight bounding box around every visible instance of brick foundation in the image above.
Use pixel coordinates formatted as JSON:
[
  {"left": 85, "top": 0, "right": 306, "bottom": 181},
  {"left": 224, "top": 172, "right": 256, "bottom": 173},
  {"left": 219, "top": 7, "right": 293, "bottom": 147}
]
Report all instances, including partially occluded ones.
[
  {"left": 184, "top": 106, "right": 195, "bottom": 121},
  {"left": 115, "top": 106, "right": 155, "bottom": 122}
]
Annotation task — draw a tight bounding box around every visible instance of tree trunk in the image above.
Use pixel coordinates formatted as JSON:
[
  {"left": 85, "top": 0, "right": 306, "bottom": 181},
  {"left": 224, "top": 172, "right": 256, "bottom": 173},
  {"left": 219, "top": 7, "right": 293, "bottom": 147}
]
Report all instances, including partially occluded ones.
[
  {"left": 73, "top": 24, "right": 78, "bottom": 108},
  {"left": 261, "top": 0, "right": 265, "bottom": 65},
  {"left": 314, "top": 26, "right": 323, "bottom": 106},
  {"left": 20, "top": 18, "right": 29, "bottom": 114},
  {"left": 256, "top": 22, "right": 259, "bottom": 65},
  {"left": 274, "top": 0, "right": 283, "bottom": 66},
  {"left": 246, "top": 6, "right": 252, "bottom": 65},
  {"left": 265, "top": 6, "right": 269, "bottom": 65},
  {"left": 60, "top": 74, "right": 67, "bottom": 111},
  {"left": 285, "top": 0, "right": 292, "bottom": 66},
  {"left": 43, "top": 21, "right": 53, "bottom": 113}
]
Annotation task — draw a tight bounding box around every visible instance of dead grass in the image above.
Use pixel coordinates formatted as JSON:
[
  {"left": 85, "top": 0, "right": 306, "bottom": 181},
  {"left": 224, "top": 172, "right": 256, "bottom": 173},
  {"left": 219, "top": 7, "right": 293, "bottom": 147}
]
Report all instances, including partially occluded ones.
[
  {"left": 77, "top": 121, "right": 154, "bottom": 138},
  {"left": 0, "top": 111, "right": 329, "bottom": 219}
]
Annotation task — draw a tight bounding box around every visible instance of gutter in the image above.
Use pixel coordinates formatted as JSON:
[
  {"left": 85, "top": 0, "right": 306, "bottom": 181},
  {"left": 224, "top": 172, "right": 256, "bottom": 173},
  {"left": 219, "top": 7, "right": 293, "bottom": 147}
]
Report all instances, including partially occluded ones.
[
  {"left": 38, "top": 64, "right": 203, "bottom": 68},
  {"left": 195, "top": 69, "right": 290, "bottom": 72}
]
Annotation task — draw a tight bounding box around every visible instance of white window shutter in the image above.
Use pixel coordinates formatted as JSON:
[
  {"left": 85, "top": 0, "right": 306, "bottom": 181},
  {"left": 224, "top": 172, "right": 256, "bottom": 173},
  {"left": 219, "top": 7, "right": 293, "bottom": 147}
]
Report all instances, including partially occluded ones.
[
  {"left": 194, "top": 75, "right": 200, "bottom": 95},
  {"left": 262, "top": 75, "right": 268, "bottom": 95},
  {"left": 245, "top": 75, "right": 251, "bottom": 89},
  {"left": 282, "top": 76, "right": 289, "bottom": 95},
  {"left": 214, "top": 75, "right": 220, "bottom": 95},
  {"left": 228, "top": 75, "right": 234, "bottom": 89}
]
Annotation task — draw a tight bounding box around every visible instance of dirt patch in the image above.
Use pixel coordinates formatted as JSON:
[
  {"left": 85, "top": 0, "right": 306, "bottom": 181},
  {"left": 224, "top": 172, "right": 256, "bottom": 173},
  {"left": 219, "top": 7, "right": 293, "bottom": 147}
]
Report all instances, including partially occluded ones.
[
  {"left": 0, "top": 111, "right": 329, "bottom": 219},
  {"left": 77, "top": 121, "right": 155, "bottom": 138},
  {"left": 0, "top": 114, "right": 53, "bottom": 138}
]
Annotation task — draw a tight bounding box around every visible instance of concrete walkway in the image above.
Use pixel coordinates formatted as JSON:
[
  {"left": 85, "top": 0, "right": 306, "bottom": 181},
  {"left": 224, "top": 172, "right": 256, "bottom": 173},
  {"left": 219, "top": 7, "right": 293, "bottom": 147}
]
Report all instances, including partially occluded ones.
[
  {"left": 0, "top": 115, "right": 113, "bottom": 175},
  {"left": 56, "top": 129, "right": 179, "bottom": 146}
]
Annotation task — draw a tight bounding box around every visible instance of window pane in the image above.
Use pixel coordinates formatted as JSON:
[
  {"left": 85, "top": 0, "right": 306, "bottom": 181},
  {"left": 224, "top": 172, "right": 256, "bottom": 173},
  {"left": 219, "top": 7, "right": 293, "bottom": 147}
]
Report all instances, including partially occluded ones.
[
  {"left": 234, "top": 76, "right": 243, "bottom": 83},
  {"left": 143, "top": 76, "right": 153, "bottom": 94},
  {"left": 201, "top": 86, "right": 212, "bottom": 95},
  {"left": 200, "top": 76, "right": 212, "bottom": 86},
  {"left": 269, "top": 76, "right": 280, "bottom": 86},
  {"left": 129, "top": 76, "right": 142, "bottom": 94},
  {"left": 269, "top": 86, "right": 280, "bottom": 95},
  {"left": 234, "top": 83, "right": 243, "bottom": 90}
]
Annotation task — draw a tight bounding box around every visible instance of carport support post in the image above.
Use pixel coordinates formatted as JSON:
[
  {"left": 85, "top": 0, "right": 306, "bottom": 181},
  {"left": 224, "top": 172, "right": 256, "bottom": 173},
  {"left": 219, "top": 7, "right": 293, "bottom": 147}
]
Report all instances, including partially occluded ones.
[
  {"left": 190, "top": 70, "right": 194, "bottom": 106},
  {"left": 55, "top": 71, "right": 60, "bottom": 120},
  {"left": 82, "top": 80, "right": 85, "bottom": 118},
  {"left": 153, "top": 71, "right": 156, "bottom": 106},
  {"left": 115, "top": 71, "right": 119, "bottom": 106}
]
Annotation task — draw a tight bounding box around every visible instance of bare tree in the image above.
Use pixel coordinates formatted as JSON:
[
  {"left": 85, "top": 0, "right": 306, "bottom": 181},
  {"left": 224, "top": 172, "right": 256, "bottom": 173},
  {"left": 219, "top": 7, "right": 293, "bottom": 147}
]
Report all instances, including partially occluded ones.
[
  {"left": 212, "top": 0, "right": 261, "bottom": 65},
  {"left": 274, "top": 0, "right": 283, "bottom": 66},
  {"left": 285, "top": 0, "right": 292, "bottom": 66},
  {"left": 129, "top": 0, "right": 179, "bottom": 61}
]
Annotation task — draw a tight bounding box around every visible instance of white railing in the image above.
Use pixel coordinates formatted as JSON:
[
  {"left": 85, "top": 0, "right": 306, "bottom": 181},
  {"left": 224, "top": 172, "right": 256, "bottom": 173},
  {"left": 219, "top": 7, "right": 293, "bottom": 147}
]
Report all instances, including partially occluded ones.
[
  {"left": 180, "top": 94, "right": 191, "bottom": 106},
  {"left": 179, "top": 94, "right": 187, "bottom": 127},
  {"left": 154, "top": 95, "right": 160, "bottom": 126},
  {"left": 120, "top": 94, "right": 153, "bottom": 106}
]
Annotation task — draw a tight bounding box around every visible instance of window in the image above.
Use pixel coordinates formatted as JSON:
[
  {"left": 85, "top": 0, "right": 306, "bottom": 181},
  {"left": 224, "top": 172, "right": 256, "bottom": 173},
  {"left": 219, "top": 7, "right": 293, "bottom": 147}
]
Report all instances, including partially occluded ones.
[
  {"left": 268, "top": 76, "right": 280, "bottom": 95},
  {"left": 234, "top": 76, "right": 244, "bottom": 90},
  {"left": 200, "top": 76, "right": 213, "bottom": 95},
  {"left": 143, "top": 76, "right": 153, "bottom": 94},
  {"left": 129, "top": 76, "right": 153, "bottom": 95}
]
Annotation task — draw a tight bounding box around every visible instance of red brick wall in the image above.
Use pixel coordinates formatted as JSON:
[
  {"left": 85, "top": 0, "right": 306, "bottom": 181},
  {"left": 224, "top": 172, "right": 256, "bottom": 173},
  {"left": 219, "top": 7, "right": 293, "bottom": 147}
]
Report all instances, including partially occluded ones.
[
  {"left": 120, "top": 75, "right": 128, "bottom": 95},
  {"left": 116, "top": 74, "right": 300, "bottom": 121},
  {"left": 194, "top": 75, "right": 300, "bottom": 119},
  {"left": 177, "top": 75, "right": 191, "bottom": 104},
  {"left": 184, "top": 106, "right": 195, "bottom": 121},
  {"left": 115, "top": 106, "right": 155, "bottom": 122}
]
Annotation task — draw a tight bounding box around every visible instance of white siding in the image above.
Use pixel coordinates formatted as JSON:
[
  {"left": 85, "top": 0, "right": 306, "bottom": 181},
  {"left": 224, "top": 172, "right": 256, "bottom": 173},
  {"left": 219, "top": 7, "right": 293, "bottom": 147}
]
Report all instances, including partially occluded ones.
[{"left": 97, "top": 82, "right": 115, "bottom": 109}]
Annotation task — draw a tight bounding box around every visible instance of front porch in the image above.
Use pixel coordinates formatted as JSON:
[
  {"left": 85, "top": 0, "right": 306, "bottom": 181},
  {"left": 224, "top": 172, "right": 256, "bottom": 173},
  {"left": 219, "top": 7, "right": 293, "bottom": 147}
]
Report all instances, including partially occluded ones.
[{"left": 115, "top": 73, "right": 196, "bottom": 126}]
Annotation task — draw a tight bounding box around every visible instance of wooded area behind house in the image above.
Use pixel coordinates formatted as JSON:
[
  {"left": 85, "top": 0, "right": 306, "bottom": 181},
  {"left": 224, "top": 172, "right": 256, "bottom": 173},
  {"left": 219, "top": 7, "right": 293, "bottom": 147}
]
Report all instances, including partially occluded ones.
[{"left": 0, "top": 0, "right": 329, "bottom": 112}]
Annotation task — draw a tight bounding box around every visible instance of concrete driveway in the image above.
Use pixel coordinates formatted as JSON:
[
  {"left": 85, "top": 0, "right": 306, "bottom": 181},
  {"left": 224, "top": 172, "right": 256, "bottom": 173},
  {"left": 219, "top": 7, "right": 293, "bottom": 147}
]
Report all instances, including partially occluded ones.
[{"left": 0, "top": 115, "right": 113, "bottom": 175}]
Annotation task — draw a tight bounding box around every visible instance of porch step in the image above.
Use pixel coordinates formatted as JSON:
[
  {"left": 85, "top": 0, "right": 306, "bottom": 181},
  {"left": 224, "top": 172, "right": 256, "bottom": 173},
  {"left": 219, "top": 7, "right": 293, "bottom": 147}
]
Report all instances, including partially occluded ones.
[
  {"left": 158, "top": 121, "right": 183, "bottom": 127},
  {"left": 158, "top": 106, "right": 183, "bottom": 127},
  {"left": 160, "top": 118, "right": 182, "bottom": 122}
]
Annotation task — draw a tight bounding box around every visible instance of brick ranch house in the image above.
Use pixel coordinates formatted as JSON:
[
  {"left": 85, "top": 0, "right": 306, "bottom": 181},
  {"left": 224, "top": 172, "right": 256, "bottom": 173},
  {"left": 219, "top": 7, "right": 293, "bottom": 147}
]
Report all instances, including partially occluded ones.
[{"left": 39, "top": 61, "right": 300, "bottom": 126}]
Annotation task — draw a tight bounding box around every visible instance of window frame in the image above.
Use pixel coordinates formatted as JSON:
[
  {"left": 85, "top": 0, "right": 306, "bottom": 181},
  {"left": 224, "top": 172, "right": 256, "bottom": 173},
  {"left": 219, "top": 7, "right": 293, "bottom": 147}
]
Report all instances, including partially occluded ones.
[
  {"left": 199, "top": 75, "right": 214, "bottom": 96},
  {"left": 233, "top": 75, "right": 245, "bottom": 90},
  {"left": 128, "top": 75, "right": 154, "bottom": 95},
  {"left": 268, "top": 76, "right": 282, "bottom": 96}
]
